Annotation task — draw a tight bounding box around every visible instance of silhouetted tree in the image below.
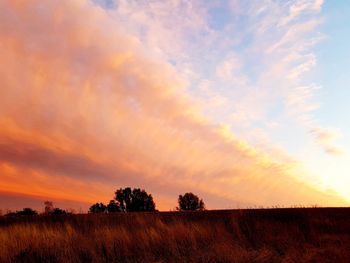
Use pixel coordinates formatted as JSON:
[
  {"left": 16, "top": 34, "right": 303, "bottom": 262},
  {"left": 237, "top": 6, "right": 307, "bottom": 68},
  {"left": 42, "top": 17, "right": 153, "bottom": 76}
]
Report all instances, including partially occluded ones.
[
  {"left": 177, "top": 192, "right": 205, "bottom": 211},
  {"left": 107, "top": 200, "right": 121, "bottom": 213},
  {"left": 115, "top": 187, "right": 156, "bottom": 212},
  {"left": 89, "top": 203, "right": 107, "bottom": 213},
  {"left": 43, "top": 201, "right": 67, "bottom": 215},
  {"left": 44, "top": 201, "right": 54, "bottom": 214},
  {"left": 7, "top": 208, "right": 38, "bottom": 216},
  {"left": 51, "top": 208, "right": 67, "bottom": 215}
]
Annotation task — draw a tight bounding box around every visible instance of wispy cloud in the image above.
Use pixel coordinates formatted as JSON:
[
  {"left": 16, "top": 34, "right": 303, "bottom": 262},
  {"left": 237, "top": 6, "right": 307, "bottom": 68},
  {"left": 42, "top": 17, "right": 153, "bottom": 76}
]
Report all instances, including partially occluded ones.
[{"left": 310, "top": 127, "right": 343, "bottom": 155}]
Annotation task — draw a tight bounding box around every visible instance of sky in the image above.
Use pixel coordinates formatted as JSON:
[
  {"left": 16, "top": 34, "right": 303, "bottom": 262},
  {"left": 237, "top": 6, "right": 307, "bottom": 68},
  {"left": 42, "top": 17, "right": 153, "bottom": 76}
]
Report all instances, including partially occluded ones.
[{"left": 0, "top": 0, "right": 349, "bottom": 212}]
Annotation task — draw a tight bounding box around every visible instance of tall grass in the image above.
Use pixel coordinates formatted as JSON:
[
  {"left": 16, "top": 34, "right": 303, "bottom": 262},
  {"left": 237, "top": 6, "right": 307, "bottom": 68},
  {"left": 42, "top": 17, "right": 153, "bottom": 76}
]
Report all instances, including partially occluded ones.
[{"left": 1, "top": 208, "right": 350, "bottom": 262}]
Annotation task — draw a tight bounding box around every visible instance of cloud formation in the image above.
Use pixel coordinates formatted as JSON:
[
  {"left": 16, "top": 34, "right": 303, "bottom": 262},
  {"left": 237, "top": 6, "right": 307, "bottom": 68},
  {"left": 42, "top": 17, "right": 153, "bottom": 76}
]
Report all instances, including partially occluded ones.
[
  {"left": 0, "top": 0, "right": 346, "bottom": 210},
  {"left": 310, "top": 127, "right": 343, "bottom": 155}
]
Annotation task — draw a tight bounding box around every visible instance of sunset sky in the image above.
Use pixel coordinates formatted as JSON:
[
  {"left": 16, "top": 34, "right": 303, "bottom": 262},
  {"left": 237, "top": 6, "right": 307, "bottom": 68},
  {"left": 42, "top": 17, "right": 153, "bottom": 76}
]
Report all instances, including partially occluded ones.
[{"left": 1, "top": 0, "right": 349, "bottom": 212}]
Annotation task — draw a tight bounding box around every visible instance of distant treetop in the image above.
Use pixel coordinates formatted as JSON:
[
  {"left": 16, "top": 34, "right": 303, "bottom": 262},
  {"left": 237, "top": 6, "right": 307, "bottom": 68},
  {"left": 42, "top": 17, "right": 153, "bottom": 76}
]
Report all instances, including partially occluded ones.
[
  {"left": 89, "top": 187, "right": 156, "bottom": 213},
  {"left": 89, "top": 203, "right": 107, "bottom": 213},
  {"left": 5, "top": 208, "right": 38, "bottom": 216},
  {"left": 115, "top": 187, "right": 156, "bottom": 212},
  {"left": 177, "top": 192, "right": 205, "bottom": 211}
]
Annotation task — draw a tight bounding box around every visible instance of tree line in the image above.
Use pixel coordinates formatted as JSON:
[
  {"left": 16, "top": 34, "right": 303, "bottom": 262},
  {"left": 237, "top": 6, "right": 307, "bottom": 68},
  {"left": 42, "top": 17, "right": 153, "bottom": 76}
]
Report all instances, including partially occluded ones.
[
  {"left": 3, "top": 201, "right": 71, "bottom": 217},
  {"left": 89, "top": 187, "right": 205, "bottom": 213},
  {"left": 1, "top": 187, "right": 205, "bottom": 216}
]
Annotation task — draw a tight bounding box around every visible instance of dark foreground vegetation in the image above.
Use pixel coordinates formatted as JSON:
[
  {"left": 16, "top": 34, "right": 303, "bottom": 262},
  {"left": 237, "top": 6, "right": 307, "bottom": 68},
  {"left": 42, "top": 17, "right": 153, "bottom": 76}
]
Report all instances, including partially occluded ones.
[{"left": 1, "top": 208, "right": 350, "bottom": 263}]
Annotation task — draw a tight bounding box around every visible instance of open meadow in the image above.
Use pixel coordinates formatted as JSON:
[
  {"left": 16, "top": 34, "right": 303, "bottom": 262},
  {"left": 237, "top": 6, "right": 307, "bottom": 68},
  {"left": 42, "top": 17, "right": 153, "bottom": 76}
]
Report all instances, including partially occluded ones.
[{"left": 1, "top": 208, "right": 350, "bottom": 263}]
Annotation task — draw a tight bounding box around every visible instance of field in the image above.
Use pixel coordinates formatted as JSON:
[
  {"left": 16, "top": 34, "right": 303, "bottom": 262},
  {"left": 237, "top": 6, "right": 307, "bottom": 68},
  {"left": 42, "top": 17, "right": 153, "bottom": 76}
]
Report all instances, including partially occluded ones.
[{"left": 1, "top": 208, "right": 350, "bottom": 263}]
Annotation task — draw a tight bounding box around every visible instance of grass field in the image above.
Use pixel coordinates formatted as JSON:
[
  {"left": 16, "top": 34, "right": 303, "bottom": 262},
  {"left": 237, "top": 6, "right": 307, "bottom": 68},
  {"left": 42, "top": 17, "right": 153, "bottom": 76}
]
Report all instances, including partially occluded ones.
[{"left": 1, "top": 208, "right": 350, "bottom": 262}]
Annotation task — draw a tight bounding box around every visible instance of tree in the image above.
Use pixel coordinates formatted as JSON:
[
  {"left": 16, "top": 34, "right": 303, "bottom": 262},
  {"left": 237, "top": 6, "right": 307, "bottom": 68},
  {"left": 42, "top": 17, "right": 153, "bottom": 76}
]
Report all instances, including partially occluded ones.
[
  {"left": 43, "top": 201, "right": 66, "bottom": 215},
  {"left": 177, "top": 192, "right": 205, "bottom": 211},
  {"left": 115, "top": 187, "right": 156, "bottom": 212},
  {"left": 107, "top": 200, "right": 121, "bottom": 213},
  {"left": 44, "top": 201, "right": 54, "bottom": 214},
  {"left": 51, "top": 208, "right": 67, "bottom": 215},
  {"left": 12, "top": 208, "right": 38, "bottom": 216},
  {"left": 89, "top": 203, "right": 107, "bottom": 213}
]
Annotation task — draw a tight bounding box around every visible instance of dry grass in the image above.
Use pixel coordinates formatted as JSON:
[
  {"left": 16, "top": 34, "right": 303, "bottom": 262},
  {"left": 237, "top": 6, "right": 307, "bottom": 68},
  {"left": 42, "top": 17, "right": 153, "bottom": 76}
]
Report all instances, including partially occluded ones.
[{"left": 1, "top": 208, "right": 350, "bottom": 262}]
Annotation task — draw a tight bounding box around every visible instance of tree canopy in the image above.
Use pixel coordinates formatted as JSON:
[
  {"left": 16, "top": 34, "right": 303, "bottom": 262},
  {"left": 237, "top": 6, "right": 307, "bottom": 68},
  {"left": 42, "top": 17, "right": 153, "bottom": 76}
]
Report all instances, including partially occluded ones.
[
  {"left": 107, "top": 200, "right": 121, "bottom": 213},
  {"left": 177, "top": 192, "right": 205, "bottom": 211},
  {"left": 115, "top": 187, "right": 156, "bottom": 212},
  {"left": 44, "top": 201, "right": 67, "bottom": 215},
  {"left": 6, "top": 208, "right": 38, "bottom": 216},
  {"left": 89, "top": 203, "right": 107, "bottom": 213}
]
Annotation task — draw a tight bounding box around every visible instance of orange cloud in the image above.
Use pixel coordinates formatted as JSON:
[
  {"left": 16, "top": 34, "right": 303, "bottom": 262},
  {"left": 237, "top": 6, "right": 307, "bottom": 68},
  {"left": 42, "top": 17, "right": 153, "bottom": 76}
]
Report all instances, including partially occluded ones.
[{"left": 0, "top": 0, "right": 346, "bottom": 211}]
